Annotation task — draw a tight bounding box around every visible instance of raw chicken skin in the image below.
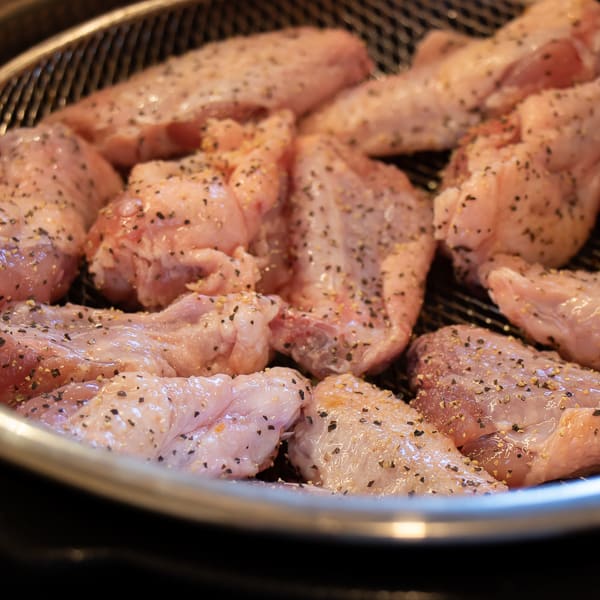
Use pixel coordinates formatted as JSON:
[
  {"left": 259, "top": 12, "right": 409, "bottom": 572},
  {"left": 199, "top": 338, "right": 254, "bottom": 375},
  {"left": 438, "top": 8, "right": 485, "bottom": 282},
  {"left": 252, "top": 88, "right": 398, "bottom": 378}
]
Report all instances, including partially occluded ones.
[
  {"left": 287, "top": 373, "right": 506, "bottom": 495},
  {"left": 45, "top": 27, "right": 372, "bottom": 167},
  {"left": 408, "top": 325, "right": 600, "bottom": 487},
  {"left": 0, "top": 291, "right": 280, "bottom": 405},
  {"left": 411, "top": 29, "right": 474, "bottom": 69},
  {"left": 481, "top": 254, "right": 600, "bottom": 370},
  {"left": 17, "top": 367, "right": 310, "bottom": 479},
  {"left": 301, "top": 0, "right": 600, "bottom": 155},
  {"left": 86, "top": 111, "right": 293, "bottom": 310},
  {"left": 434, "top": 76, "right": 600, "bottom": 286},
  {"left": 269, "top": 134, "right": 435, "bottom": 378},
  {"left": 0, "top": 124, "right": 122, "bottom": 305}
]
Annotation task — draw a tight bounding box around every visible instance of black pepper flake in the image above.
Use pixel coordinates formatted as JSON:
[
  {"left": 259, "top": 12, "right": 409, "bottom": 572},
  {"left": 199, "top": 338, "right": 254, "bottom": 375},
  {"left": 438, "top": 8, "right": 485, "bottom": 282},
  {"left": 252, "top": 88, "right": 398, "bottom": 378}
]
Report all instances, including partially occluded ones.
[
  {"left": 328, "top": 421, "right": 337, "bottom": 432},
  {"left": 593, "top": 410, "right": 600, "bottom": 417},
  {"left": 413, "top": 430, "right": 424, "bottom": 437},
  {"left": 110, "top": 408, "right": 119, "bottom": 415}
]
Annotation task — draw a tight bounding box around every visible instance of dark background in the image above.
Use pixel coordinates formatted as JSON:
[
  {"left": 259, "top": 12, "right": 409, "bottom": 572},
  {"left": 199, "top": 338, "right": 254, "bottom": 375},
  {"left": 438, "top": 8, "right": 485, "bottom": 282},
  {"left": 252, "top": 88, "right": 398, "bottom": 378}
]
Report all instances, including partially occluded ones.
[{"left": 0, "top": 1, "right": 599, "bottom": 597}]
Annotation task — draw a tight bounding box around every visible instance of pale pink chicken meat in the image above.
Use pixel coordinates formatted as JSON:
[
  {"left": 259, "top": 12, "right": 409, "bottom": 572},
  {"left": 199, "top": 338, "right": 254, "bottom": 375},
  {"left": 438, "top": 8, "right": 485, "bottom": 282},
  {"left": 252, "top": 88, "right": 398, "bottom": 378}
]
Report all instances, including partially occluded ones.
[
  {"left": 481, "top": 254, "right": 600, "bottom": 371},
  {"left": 434, "top": 76, "right": 600, "bottom": 286},
  {"left": 410, "top": 29, "right": 474, "bottom": 69},
  {"left": 0, "top": 123, "right": 122, "bottom": 305},
  {"left": 301, "top": 0, "right": 600, "bottom": 155},
  {"left": 269, "top": 134, "right": 435, "bottom": 379},
  {"left": 86, "top": 111, "right": 293, "bottom": 310},
  {"left": 287, "top": 373, "right": 506, "bottom": 495},
  {"left": 45, "top": 27, "right": 373, "bottom": 167},
  {"left": 408, "top": 324, "right": 600, "bottom": 487},
  {"left": 0, "top": 291, "right": 280, "bottom": 405},
  {"left": 17, "top": 367, "right": 310, "bottom": 479}
]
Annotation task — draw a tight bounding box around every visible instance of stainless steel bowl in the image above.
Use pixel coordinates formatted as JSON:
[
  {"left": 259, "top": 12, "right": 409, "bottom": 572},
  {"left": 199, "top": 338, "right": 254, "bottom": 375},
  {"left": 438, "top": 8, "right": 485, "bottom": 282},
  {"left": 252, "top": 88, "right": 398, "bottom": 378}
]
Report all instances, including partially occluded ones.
[{"left": 1, "top": 0, "right": 600, "bottom": 545}]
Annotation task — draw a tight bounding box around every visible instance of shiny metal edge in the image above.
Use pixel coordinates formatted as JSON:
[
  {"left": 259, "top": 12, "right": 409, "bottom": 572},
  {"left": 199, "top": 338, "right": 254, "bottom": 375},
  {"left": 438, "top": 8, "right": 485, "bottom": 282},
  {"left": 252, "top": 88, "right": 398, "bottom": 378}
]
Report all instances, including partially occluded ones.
[
  {"left": 1, "top": 0, "right": 600, "bottom": 545},
  {"left": 0, "top": 0, "right": 200, "bottom": 81},
  {"left": 3, "top": 404, "right": 600, "bottom": 544}
]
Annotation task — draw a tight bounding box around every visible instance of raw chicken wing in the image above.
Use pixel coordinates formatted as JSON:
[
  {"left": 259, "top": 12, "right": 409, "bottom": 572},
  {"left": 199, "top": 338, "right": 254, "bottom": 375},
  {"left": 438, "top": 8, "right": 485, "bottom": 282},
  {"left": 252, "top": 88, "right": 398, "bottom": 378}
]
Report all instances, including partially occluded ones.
[
  {"left": 287, "top": 373, "right": 507, "bottom": 495},
  {"left": 0, "top": 123, "right": 122, "bottom": 305},
  {"left": 86, "top": 111, "right": 293, "bottom": 309},
  {"left": 0, "top": 291, "right": 280, "bottom": 405},
  {"left": 46, "top": 27, "right": 372, "bottom": 167},
  {"left": 18, "top": 367, "right": 310, "bottom": 479},
  {"left": 435, "top": 76, "right": 600, "bottom": 285},
  {"left": 270, "top": 134, "right": 435, "bottom": 378},
  {"left": 301, "top": 0, "right": 600, "bottom": 155},
  {"left": 408, "top": 324, "right": 600, "bottom": 487},
  {"left": 481, "top": 254, "right": 600, "bottom": 370}
]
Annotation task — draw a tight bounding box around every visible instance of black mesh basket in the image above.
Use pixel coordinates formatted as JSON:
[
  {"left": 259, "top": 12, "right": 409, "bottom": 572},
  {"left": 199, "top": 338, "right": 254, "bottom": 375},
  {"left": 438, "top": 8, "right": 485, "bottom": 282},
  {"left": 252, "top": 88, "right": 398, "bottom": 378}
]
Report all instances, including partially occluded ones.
[{"left": 1, "top": 0, "right": 600, "bottom": 546}]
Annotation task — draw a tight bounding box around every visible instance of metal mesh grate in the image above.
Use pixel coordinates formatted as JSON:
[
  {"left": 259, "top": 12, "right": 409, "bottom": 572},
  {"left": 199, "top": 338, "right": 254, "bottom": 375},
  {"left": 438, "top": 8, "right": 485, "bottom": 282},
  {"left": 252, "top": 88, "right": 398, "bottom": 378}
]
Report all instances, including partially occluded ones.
[{"left": 0, "top": 0, "right": 597, "bottom": 400}]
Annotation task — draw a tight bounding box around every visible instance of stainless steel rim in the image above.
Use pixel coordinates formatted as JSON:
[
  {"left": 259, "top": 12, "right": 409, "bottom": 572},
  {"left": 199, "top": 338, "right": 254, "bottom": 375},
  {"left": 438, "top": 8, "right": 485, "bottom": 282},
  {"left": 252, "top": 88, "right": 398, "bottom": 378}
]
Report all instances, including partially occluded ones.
[
  {"left": 0, "top": 0, "right": 197, "bottom": 82},
  {"left": 3, "top": 402, "right": 600, "bottom": 544}
]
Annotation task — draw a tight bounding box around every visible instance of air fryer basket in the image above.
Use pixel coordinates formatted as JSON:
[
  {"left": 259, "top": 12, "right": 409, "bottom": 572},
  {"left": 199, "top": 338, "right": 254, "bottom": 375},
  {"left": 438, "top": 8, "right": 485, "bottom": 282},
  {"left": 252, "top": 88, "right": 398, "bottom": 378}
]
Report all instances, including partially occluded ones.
[{"left": 2, "top": 0, "right": 600, "bottom": 544}]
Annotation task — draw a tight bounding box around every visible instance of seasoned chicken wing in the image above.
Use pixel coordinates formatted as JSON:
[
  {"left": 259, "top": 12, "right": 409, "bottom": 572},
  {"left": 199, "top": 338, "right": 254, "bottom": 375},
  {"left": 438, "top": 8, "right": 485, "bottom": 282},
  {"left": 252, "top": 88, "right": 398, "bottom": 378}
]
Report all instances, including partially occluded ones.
[
  {"left": 86, "top": 111, "right": 294, "bottom": 310},
  {"left": 18, "top": 367, "right": 310, "bottom": 479},
  {"left": 46, "top": 27, "right": 372, "bottom": 167},
  {"left": 435, "top": 76, "right": 600, "bottom": 286},
  {"left": 301, "top": 0, "right": 600, "bottom": 156},
  {"left": 481, "top": 254, "right": 600, "bottom": 370},
  {"left": 287, "top": 373, "right": 507, "bottom": 495},
  {"left": 408, "top": 325, "right": 600, "bottom": 487},
  {"left": 270, "top": 134, "right": 435, "bottom": 378},
  {"left": 0, "top": 292, "right": 280, "bottom": 405},
  {"left": 0, "top": 123, "right": 122, "bottom": 305}
]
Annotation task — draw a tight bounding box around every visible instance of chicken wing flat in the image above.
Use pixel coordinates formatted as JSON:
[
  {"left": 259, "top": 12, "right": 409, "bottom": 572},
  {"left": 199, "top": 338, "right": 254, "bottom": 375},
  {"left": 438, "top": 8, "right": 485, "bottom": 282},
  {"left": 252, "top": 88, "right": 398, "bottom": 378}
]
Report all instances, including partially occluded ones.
[
  {"left": 482, "top": 254, "right": 600, "bottom": 370},
  {"left": 18, "top": 367, "right": 310, "bottom": 479},
  {"left": 46, "top": 27, "right": 372, "bottom": 167},
  {"left": 270, "top": 134, "right": 435, "bottom": 378},
  {"left": 301, "top": 0, "right": 600, "bottom": 156},
  {"left": 408, "top": 324, "right": 600, "bottom": 487},
  {"left": 287, "top": 373, "right": 506, "bottom": 495},
  {"left": 0, "top": 123, "right": 122, "bottom": 305},
  {"left": 0, "top": 292, "right": 281, "bottom": 405}
]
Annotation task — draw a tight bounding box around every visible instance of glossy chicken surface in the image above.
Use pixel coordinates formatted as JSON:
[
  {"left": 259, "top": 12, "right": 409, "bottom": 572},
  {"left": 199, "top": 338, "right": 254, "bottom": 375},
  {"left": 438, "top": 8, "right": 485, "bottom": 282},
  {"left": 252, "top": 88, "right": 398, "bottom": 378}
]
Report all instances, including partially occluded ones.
[
  {"left": 18, "top": 367, "right": 310, "bottom": 479},
  {"left": 270, "top": 134, "right": 435, "bottom": 378},
  {"left": 0, "top": 292, "right": 280, "bottom": 405},
  {"left": 0, "top": 123, "right": 122, "bottom": 305},
  {"left": 301, "top": 0, "right": 600, "bottom": 156},
  {"left": 408, "top": 325, "right": 600, "bottom": 487},
  {"left": 287, "top": 373, "right": 507, "bottom": 495},
  {"left": 46, "top": 27, "right": 372, "bottom": 167},
  {"left": 86, "top": 111, "right": 294, "bottom": 309}
]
